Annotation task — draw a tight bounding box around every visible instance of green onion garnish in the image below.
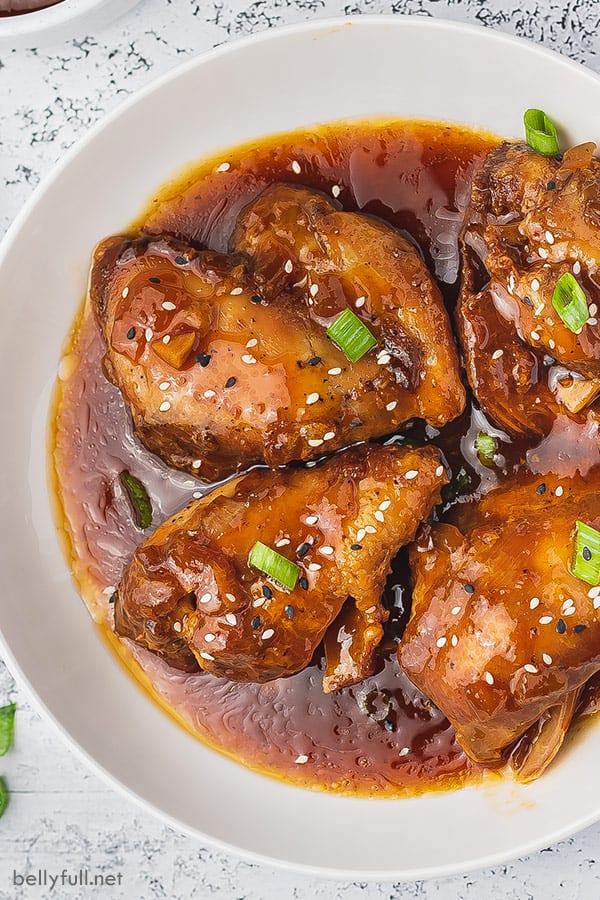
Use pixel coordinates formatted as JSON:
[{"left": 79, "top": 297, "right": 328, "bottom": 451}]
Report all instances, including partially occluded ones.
[
  {"left": 249, "top": 541, "right": 299, "bottom": 591},
  {"left": 0, "top": 777, "right": 7, "bottom": 819},
  {"left": 119, "top": 471, "right": 153, "bottom": 530},
  {"left": 571, "top": 520, "right": 600, "bottom": 585},
  {"left": 524, "top": 109, "right": 560, "bottom": 156},
  {"left": 475, "top": 431, "right": 496, "bottom": 467},
  {"left": 552, "top": 273, "right": 589, "bottom": 333},
  {"left": 326, "top": 308, "right": 377, "bottom": 363},
  {"left": 0, "top": 704, "right": 16, "bottom": 757}
]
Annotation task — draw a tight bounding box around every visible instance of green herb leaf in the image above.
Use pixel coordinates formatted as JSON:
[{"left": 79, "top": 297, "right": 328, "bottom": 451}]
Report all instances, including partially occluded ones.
[
  {"left": 119, "top": 471, "right": 153, "bottom": 530},
  {"left": 0, "top": 777, "right": 7, "bottom": 819},
  {"left": 475, "top": 431, "right": 497, "bottom": 467},
  {"left": 552, "top": 273, "right": 589, "bottom": 333},
  {"left": 440, "top": 466, "right": 471, "bottom": 511},
  {"left": 0, "top": 704, "right": 16, "bottom": 757},
  {"left": 326, "top": 308, "right": 377, "bottom": 363},
  {"left": 571, "top": 520, "right": 600, "bottom": 585},
  {"left": 249, "top": 541, "right": 300, "bottom": 591},
  {"left": 524, "top": 109, "right": 560, "bottom": 156}
]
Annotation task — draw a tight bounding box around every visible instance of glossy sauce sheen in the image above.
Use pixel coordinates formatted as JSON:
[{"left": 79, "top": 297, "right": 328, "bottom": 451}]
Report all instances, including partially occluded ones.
[{"left": 54, "top": 120, "right": 518, "bottom": 795}]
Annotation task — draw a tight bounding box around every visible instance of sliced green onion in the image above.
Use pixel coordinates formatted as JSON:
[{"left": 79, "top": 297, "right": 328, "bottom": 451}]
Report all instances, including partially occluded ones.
[
  {"left": 475, "top": 431, "right": 497, "bottom": 467},
  {"left": 440, "top": 466, "right": 471, "bottom": 511},
  {"left": 571, "top": 520, "right": 600, "bottom": 585},
  {"left": 524, "top": 109, "right": 560, "bottom": 156},
  {"left": 0, "top": 704, "right": 16, "bottom": 757},
  {"left": 552, "top": 273, "right": 589, "bottom": 333},
  {"left": 0, "top": 777, "right": 7, "bottom": 819},
  {"left": 326, "top": 308, "right": 377, "bottom": 363},
  {"left": 119, "top": 471, "right": 153, "bottom": 530},
  {"left": 249, "top": 541, "right": 299, "bottom": 591}
]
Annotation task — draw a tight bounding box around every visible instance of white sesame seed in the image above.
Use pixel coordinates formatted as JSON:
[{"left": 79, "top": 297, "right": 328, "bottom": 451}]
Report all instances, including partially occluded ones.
[
  {"left": 242, "top": 354, "right": 257, "bottom": 364},
  {"left": 159, "top": 401, "right": 171, "bottom": 412},
  {"left": 102, "top": 586, "right": 116, "bottom": 596},
  {"left": 205, "top": 633, "right": 216, "bottom": 643},
  {"left": 436, "top": 465, "right": 445, "bottom": 477},
  {"left": 323, "top": 431, "right": 335, "bottom": 441},
  {"left": 295, "top": 754, "right": 309, "bottom": 764},
  {"left": 594, "top": 597, "right": 600, "bottom": 610},
  {"left": 225, "top": 613, "right": 237, "bottom": 626},
  {"left": 216, "top": 162, "right": 230, "bottom": 172},
  {"left": 492, "top": 349, "right": 504, "bottom": 360},
  {"left": 549, "top": 339, "right": 556, "bottom": 350},
  {"left": 246, "top": 337, "right": 258, "bottom": 348},
  {"left": 306, "top": 461, "right": 317, "bottom": 468},
  {"left": 200, "top": 651, "right": 214, "bottom": 661},
  {"left": 319, "top": 546, "right": 334, "bottom": 556},
  {"left": 310, "top": 283, "right": 319, "bottom": 297},
  {"left": 365, "top": 525, "right": 377, "bottom": 534},
  {"left": 199, "top": 593, "right": 212, "bottom": 604},
  {"left": 524, "top": 664, "right": 538, "bottom": 674},
  {"left": 173, "top": 621, "right": 182, "bottom": 633},
  {"left": 253, "top": 598, "right": 265, "bottom": 608},
  {"left": 545, "top": 230, "right": 555, "bottom": 245},
  {"left": 539, "top": 616, "right": 553, "bottom": 625},
  {"left": 305, "top": 515, "right": 319, "bottom": 526},
  {"left": 159, "top": 381, "right": 170, "bottom": 391},
  {"left": 328, "top": 367, "right": 342, "bottom": 376},
  {"left": 230, "top": 287, "right": 243, "bottom": 296},
  {"left": 275, "top": 538, "right": 290, "bottom": 547},
  {"left": 355, "top": 296, "right": 366, "bottom": 308},
  {"left": 436, "top": 636, "right": 447, "bottom": 648},
  {"left": 590, "top": 304, "right": 598, "bottom": 316},
  {"left": 374, "top": 510, "right": 385, "bottom": 523},
  {"left": 262, "top": 628, "right": 275, "bottom": 640},
  {"left": 145, "top": 328, "right": 153, "bottom": 341},
  {"left": 451, "top": 634, "right": 459, "bottom": 647},
  {"left": 588, "top": 317, "right": 598, "bottom": 326},
  {"left": 291, "top": 160, "right": 302, "bottom": 174},
  {"left": 531, "top": 330, "right": 541, "bottom": 341},
  {"left": 555, "top": 485, "right": 564, "bottom": 497},
  {"left": 399, "top": 747, "right": 410, "bottom": 756},
  {"left": 203, "top": 390, "right": 216, "bottom": 399},
  {"left": 357, "top": 529, "right": 366, "bottom": 542},
  {"left": 162, "top": 334, "right": 171, "bottom": 344},
  {"left": 530, "top": 597, "right": 540, "bottom": 610},
  {"left": 588, "top": 586, "right": 600, "bottom": 599},
  {"left": 308, "top": 438, "right": 324, "bottom": 448},
  {"left": 284, "top": 259, "right": 293, "bottom": 274},
  {"left": 531, "top": 278, "right": 541, "bottom": 291},
  {"left": 122, "top": 287, "right": 129, "bottom": 299},
  {"left": 308, "top": 563, "right": 321, "bottom": 572},
  {"left": 379, "top": 500, "right": 391, "bottom": 511},
  {"left": 484, "top": 671, "right": 494, "bottom": 685},
  {"left": 192, "top": 459, "right": 202, "bottom": 469},
  {"left": 405, "top": 470, "right": 419, "bottom": 480},
  {"left": 451, "top": 606, "right": 461, "bottom": 616},
  {"left": 162, "top": 301, "right": 176, "bottom": 311},
  {"left": 573, "top": 261, "right": 581, "bottom": 275},
  {"left": 542, "top": 653, "right": 553, "bottom": 665},
  {"left": 563, "top": 607, "right": 576, "bottom": 616},
  {"left": 225, "top": 593, "right": 236, "bottom": 603},
  {"left": 306, "top": 392, "right": 320, "bottom": 405},
  {"left": 331, "top": 185, "right": 341, "bottom": 198},
  {"left": 193, "top": 491, "right": 202, "bottom": 499},
  {"left": 539, "top": 247, "right": 549, "bottom": 259},
  {"left": 377, "top": 353, "right": 392, "bottom": 365},
  {"left": 386, "top": 400, "right": 397, "bottom": 412}
]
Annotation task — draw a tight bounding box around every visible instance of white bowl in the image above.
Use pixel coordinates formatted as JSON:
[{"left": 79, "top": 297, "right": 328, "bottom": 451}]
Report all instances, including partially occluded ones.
[
  {"left": 1, "top": 16, "right": 599, "bottom": 881},
  {"left": 0, "top": 0, "right": 141, "bottom": 49}
]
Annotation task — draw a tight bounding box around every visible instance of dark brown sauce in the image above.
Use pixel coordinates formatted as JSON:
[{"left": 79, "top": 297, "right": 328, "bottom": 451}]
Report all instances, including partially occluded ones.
[
  {"left": 0, "top": 0, "right": 63, "bottom": 15},
  {"left": 53, "top": 119, "right": 596, "bottom": 797}
]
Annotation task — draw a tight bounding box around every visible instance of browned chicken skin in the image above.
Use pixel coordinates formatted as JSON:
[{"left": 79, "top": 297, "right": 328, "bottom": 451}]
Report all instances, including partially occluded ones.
[
  {"left": 90, "top": 185, "right": 464, "bottom": 481},
  {"left": 458, "top": 141, "right": 600, "bottom": 437},
  {"left": 399, "top": 469, "right": 600, "bottom": 781},
  {"left": 114, "top": 443, "right": 447, "bottom": 690}
]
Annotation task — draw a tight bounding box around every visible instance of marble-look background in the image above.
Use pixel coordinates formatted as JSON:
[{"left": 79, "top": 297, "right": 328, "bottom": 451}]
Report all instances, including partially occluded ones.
[{"left": 1, "top": 1, "right": 600, "bottom": 897}]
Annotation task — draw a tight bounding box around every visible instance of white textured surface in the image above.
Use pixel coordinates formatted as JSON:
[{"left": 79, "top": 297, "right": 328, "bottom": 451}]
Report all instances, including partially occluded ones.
[{"left": 1, "top": 2, "right": 600, "bottom": 897}]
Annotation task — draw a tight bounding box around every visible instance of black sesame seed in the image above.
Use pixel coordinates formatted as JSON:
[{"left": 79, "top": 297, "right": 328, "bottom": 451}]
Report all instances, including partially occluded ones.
[
  {"left": 127, "top": 327, "right": 136, "bottom": 340},
  {"left": 298, "top": 577, "right": 309, "bottom": 590},
  {"left": 555, "top": 153, "right": 563, "bottom": 161},
  {"left": 196, "top": 352, "right": 211, "bottom": 367},
  {"left": 574, "top": 624, "right": 587, "bottom": 634},
  {"left": 522, "top": 295, "right": 533, "bottom": 307},
  {"left": 536, "top": 483, "right": 547, "bottom": 495},
  {"left": 262, "top": 585, "right": 273, "bottom": 599},
  {"left": 350, "top": 543, "right": 362, "bottom": 551},
  {"left": 308, "top": 356, "right": 322, "bottom": 367},
  {"left": 285, "top": 604, "right": 295, "bottom": 619},
  {"left": 149, "top": 276, "right": 161, "bottom": 284},
  {"left": 109, "top": 593, "right": 116, "bottom": 604},
  {"left": 583, "top": 546, "right": 592, "bottom": 561},
  {"left": 251, "top": 616, "right": 262, "bottom": 629},
  {"left": 297, "top": 542, "right": 310, "bottom": 558},
  {"left": 543, "top": 355, "right": 556, "bottom": 367},
  {"left": 250, "top": 295, "right": 263, "bottom": 304},
  {"left": 556, "top": 618, "right": 567, "bottom": 634},
  {"left": 174, "top": 256, "right": 187, "bottom": 265},
  {"left": 547, "top": 180, "right": 556, "bottom": 190},
  {"left": 225, "top": 376, "right": 237, "bottom": 389},
  {"left": 384, "top": 719, "right": 395, "bottom": 732},
  {"left": 464, "top": 583, "right": 475, "bottom": 594}
]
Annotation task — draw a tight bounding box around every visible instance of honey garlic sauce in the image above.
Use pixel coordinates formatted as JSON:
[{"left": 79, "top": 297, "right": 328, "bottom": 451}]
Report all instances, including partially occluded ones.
[{"left": 53, "top": 119, "right": 502, "bottom": 796}]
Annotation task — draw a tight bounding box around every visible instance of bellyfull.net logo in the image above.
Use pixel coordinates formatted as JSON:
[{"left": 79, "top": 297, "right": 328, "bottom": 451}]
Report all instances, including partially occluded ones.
[{"left": 13, "top": 870, "right": 124, "bottom": 890}]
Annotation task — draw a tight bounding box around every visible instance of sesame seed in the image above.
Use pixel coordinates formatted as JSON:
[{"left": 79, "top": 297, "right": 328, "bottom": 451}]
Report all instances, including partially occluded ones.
[
  {"left": 574, "top": 624, "right": 587, "bottom": 634},
  {"left": 306, "top": 392, "right": 320, "bottom": 405},
  {"left": 284, "top": 259, "right": 293, "bottom": 274},
  {"left": 192, "top": 491, "right": 202, "bottom": 499},
  {"left": 246, "top": 338, "right": 258, "bottom": 348},
  {"left": 484, "top": 671, "right": 494, "bottom": 685},
  {"left": 173, "top": 621, "right": 182, "bottom": 633},
  {"left": 298, "top": 577, "right": 309, "bottom": 590},
  {"left": 563, "top": 607, "right": 576, "bottom": 616},
  {"left": 162, "top": 301, "right": 176, "bottom": 311},
  {"left": 539, "top": 616, "right": 553, "bottom": 625},
  {"left": 308, "top": 438, "right": 324, "bottom": 447},
  {"left": 305, "top": 515, "right": 319, "bottom": 525},
  {"left": 262, "top": 628, "right": 275, "bottom": 640},
  {"left": 230, "top": 287, "right": 243, "bottom": 296},
  {"left": 555, "top": 485, "right": 564, "bottom": 497},
  {"left": 205, "top": 633, "right": 215, "bottom": 643},
  {"left": 308, "top": 563, "right": 321, "bottom": 572},
  {"left": 379, "top": 500, "right": 391, "bottom": 511},
  {"left": 545, "top": 230, "right": 555, "bottom": 245},
  {"left": 225, "top": 376, "right": 236, "bottom": 388},
  {"left": 122, "top": 287, "right": 129, "bottom": 299},
  {"left": 542, "top": 653, "right": 553, "bottom": 665},
  {"left": 145, "top": 328, "right": 153, "bottom": 341},
  {"left": 562, "top": 598, "right": 575, "bottom": 612},
  {"left": 386, "top": 401, "right": 397, "bottom": 412},
  {"left": 355, "top": 296, "right": 366, "bottom": 308},
  {"left": 308, "top": 283, "right": 319, "bottom": 298},
  {"left": 524, "top": 664, "right": 538, "bottom": 674},
  {"left": 297, "top": 542, "right": 311, "bottom": 558},
  {"left": 216, "top": 162, "right": 230, "bottom": 172},
  {"left": 159, "top": 381, "right": 170, "bottom": 391},
  {"left": 539, "top": 247, "right": 549, "bottom": 259},
  {"left": 350, "top": 544, "right": 362, "bottom": 551},
  {"left": 242, "top": 354, "right": 257, "bottom": 364},
  {"left": 405, "top": 470, "right": 419, "bottom": 480},
  {"left": 573, "top": 261, "right": 581, "bottom": 275},
  {"left": 196, "top": 352, "right": 211, "bottom": 367},
  {"left": 365, "top": 525, "right": 377, "bottom": 534},
  {"left": 436, "top": 637, "right": 447, "bottom": 648},
  {"left": 377, "top": 353, "right": 392, "bottom": 365},
  {"left": 199, "top": 593, "right": 212, "bottom": 604},
  {"left": 319, "top": 546, "right": 334, "bottom": 556},
  {"left": 492, "top": 349, "right": 504, "bottom": 360},
  {"left": 375, "top": 510, "right": 385, "bottom": 522},
  {"left": 252, "top": 598, "right": 265, "bottom": 608},
  {"left": 530, "top": 597, "right": 540, "bottom": 610},
  {"left": 531, "top": 330, "right": 541, "bottom": 341},
  {"left": 275, "top": 538, "right": 290, "bottom": 547},
  {"left": 399, "top": 747, "right": 410, "bottom": 757},
  {"left": 464, "top": 584, "right": 475, "bottom": 594},
  {"left": 251, "top": 616, "right": 262, "bottom": 628},
  {"left": 162, "top": 335, "right": 171, "bottom": 344},
  {"left": 291, "top": 160, "right": 302, "bottom": 174},
  {"left": 536, "top": 483, "right": 546, "bottom": 494},
  {"left": 436, "top": 465, "right": 445, "bottom": 477},
  {"left": 594, "top": 597, "right": 600, "bottom": 610},
  {"left": 556, "top": 618, "right": 567, "bottom": 633},
  {"left": 192, "top": 459, "right": 202, "bottom": 469},
  {"left": 451, "top": 635, "right": 458, "bottom": 647},
  {"left": 531, "top": 278, "right": 541, "bottom": 291},
  {"left": 225, "top": 593, "right": 236, "bottom": 603},
  {"left": 159, "top": 401, "right": 171, "bottom": 412},
  {"left": 357, "top": 529, "right": 366, "bottom": 542},
  {"left": 331, "top": 185, "right": 341, "bottom": 198},
  {"left": 323, "top": 431, "right": 335, "bottom": 441},
  {"left": 451, "top": 606, "right": 461, "bottom": 616},
  {"left": 262, "top": 585, "right": 273, "bottom": 599},
  {"left": 203, "top": 390, "right": 216, "bottom": 399},
  {"left": 225, "top": 613, "right": 237, "bottom": 626},
  {"left": 588, "top": 586, "right": 600, "bottom": 599},
  {"left": 295, "top": 754, "right": 309, "bottom": 764},
  {"left": 549, "top": 339, "right": 556, "bottom": 350},
  {"left": 126, "top": 327, "right": 136, "bottom": 339},
  {"left": 590, "top": 304, "right": 598, "bottom": 316},
  {"left": 200, "top": 651, "right": 214, "bottom": 661}
]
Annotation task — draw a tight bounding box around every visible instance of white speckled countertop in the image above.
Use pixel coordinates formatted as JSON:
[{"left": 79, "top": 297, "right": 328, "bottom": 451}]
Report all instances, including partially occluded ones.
[{"left": 1, "top": 2, "right": 600, "bottom": 897}]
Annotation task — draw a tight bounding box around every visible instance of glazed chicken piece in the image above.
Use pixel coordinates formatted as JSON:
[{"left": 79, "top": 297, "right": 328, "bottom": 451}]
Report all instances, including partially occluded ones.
[
  {"left": 90, "top": 185, "right": 464, "bottom": 481},
  {"left": 458, "top": 141, "right": 600, "bottom": 438},
  {"left": 399, "top": 468, "right": 600, "bottom": 781},
  {"left": 114, "top": 443, "right": 447, "bottom": 690}
]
